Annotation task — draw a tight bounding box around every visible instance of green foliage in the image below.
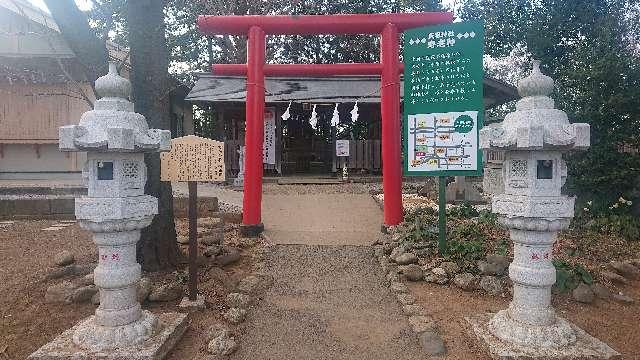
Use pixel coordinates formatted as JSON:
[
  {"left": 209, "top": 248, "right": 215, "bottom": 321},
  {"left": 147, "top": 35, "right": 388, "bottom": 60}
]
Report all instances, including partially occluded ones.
[
  {"left": 495, "top": 239, "right": 509, "bottom": 256},
  {"left": 446, "top": 202, "right": 479, "bottom": 219},
  {"left": 173, "top": 270, "right": 188, "bottom": 285},
  {"left": 552, "top": 260, "right": 593, "bottom": 293},
  {"left": 398, "top": 207, "right": 439, "bottom": 246},
  {"left": 477, "top": 209, "right": 498, "bottom": 225},
  {"left": 461, "top": 0, "right": 640, "bottom": 201},
  {"left": 446, "top": 223, "right": 486, "bottom": 271},
  {"left": 575, "top": 197, "right": 640, "bottom": 240}
]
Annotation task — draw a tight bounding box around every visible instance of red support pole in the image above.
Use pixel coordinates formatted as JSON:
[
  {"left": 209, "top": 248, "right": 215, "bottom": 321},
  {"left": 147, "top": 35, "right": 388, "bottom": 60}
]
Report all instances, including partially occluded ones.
[
  {"left": 241, "top": 26, "right": 266, "bottom": 236},
  {"left": 380, "top": 23, "right": 403, "bottom": 228}
]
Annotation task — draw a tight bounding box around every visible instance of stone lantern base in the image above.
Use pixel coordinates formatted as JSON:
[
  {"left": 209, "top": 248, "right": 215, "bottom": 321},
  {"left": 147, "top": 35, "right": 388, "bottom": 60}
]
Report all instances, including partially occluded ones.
[
  {"left": 465, "top": 313, "right": 620, "bottom": 359},
  {"left": 28, "top": 312, "right": 187, "bottom": 360}
]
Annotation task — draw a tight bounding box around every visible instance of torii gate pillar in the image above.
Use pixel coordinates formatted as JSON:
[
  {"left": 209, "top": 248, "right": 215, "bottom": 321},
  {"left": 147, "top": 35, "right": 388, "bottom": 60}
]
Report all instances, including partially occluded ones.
[{"left": 197, "top": 13, "right": 454, "bottom": 236}]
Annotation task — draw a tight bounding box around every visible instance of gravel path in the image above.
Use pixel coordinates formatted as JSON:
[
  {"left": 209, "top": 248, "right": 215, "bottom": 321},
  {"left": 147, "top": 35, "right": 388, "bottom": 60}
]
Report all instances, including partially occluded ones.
[
  {"left": 262, "top": 193, "right": 382, "bottom": 246},
  {"left": 230, "top": 189, "right": 423, "bottom": 360},
  {"left": 232, "top": 245, "right": 423, "bottom": 360}
]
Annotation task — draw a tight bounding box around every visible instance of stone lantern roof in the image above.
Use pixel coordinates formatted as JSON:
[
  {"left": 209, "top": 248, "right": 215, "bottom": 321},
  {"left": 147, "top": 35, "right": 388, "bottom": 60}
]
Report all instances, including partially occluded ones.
[
  {"left": 59, "top": 62, "right": 171, "bottom": 153},
  {"left": 480, "top": 60, "right": 590, "bottom": 151}
]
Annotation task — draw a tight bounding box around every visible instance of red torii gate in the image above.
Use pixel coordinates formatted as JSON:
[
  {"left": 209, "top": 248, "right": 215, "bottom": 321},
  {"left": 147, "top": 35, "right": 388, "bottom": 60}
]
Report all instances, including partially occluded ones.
[{"left": 197, "top": 13, "right": 454, "bottom": 236}]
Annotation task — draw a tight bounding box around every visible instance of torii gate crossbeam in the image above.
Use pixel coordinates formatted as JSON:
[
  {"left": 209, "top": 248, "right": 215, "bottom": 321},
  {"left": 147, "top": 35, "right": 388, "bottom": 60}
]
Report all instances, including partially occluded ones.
[{"left": 197, "top": 13, "right": 454, "bottom": 236}]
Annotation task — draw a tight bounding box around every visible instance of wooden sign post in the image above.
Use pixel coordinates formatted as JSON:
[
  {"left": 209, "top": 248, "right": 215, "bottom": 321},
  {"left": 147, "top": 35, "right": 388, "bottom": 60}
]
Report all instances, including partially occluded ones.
[{"left": 161, "top": 135, "right": 225, "bottom": 302}]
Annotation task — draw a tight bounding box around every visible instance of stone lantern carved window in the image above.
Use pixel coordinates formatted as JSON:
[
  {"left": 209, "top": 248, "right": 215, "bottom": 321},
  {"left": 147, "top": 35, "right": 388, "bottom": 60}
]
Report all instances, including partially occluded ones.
[
  {"left": 510, "top": 159, "right": 528, "bottom": 178},
  {"left": 537, "top": 160, "right": 553, "bottom": 179},
  {"left": 97, "top": 161, "right": 114, "bottom": 180},
  {"left": 121, "top": 160, "right": 141, "bottom": 189}
]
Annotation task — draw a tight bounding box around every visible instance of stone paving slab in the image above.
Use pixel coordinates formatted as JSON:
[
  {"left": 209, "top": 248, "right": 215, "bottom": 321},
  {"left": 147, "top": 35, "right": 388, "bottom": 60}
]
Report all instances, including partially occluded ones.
[
  {"left": 28, "top": 312, "right": 188, "bottom": 360},
  {"left": 466, "top": 313, "right": 621, "bottom": 359}
]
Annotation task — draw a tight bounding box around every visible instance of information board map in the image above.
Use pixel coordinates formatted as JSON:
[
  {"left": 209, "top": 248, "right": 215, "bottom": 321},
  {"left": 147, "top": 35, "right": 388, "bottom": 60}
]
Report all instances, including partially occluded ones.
[
  {"left": 408, "top": 111, "right": 478, "bottom": 171},
  {"left": 403, "top": 21, "right": 484, "bottom": 176}
]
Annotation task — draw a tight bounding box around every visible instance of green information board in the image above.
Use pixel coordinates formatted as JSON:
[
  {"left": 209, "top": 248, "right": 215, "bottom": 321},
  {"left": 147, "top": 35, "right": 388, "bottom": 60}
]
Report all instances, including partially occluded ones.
[{"left": 403, "top": 21, "right": 484, "bottom": 176}]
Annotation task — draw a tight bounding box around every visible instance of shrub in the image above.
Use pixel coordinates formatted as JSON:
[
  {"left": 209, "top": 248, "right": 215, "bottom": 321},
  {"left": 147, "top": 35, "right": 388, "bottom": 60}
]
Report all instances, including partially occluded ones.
[{"left": 552, "top": 259, "right": 593, "bottom": 293}]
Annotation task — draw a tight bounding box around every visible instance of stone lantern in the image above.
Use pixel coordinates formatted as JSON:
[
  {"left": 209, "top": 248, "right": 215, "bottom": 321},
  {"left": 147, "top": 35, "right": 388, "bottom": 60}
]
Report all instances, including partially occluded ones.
[
  {"left": 469, "top": 61, "right": 618, "bottom": 358},
  {"left": 30, "top": 62, "right": 186, "bottom": 359}
]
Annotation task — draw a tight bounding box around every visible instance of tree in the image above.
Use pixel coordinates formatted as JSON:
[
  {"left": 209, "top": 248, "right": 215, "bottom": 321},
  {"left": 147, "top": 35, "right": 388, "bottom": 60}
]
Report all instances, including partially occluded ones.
[
  {"left": 45, "top": 0, "right": 178, "bottom": 271},
  {"left": 42, "top": 0, "right": 109, "bottom": 97},
  {"left": 128, "top": 0, "right": 179, "bottom": 271},
  {"left": 460, "top": 0, "right": 640, "bottom": 204}
]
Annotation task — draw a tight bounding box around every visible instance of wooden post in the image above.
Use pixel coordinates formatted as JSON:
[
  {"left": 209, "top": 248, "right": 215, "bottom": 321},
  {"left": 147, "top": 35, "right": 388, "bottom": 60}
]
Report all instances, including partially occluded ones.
[
  {"left": 187, "top": 181, "right": 198, "bottom": 301},
  {"left": 438, "top": 176, "right": 447, "bottom": 255}
]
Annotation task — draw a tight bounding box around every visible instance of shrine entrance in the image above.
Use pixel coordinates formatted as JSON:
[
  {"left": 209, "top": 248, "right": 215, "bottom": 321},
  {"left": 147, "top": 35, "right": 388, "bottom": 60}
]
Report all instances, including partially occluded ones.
[{"left": 197, "top": 12, "right": 454, "bottom": 235}]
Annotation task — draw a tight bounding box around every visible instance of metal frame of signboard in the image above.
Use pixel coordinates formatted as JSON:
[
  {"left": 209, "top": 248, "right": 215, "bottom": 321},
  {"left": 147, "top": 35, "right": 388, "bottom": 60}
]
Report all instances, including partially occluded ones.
[
  {"left": 402, "top": 20, "right": 485, "bottom": 178},
  {"left": 401, "top": 20, "right": 485, "bottom": 254}
]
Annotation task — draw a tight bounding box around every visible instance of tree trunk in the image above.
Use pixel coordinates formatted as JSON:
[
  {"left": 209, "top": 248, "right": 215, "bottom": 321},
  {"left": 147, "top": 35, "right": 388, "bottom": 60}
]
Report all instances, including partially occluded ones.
[
  {"left": 42, "top": 0, "right": 108, "bottom": 99},
  {"left": 128, "top": 0, "right": 178, "bottom": 271}
]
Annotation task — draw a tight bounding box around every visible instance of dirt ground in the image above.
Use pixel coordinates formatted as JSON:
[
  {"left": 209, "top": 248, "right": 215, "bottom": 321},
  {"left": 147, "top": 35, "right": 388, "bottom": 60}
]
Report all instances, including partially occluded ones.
[
  {"left": 0, "top": 219, "right": 263, "bottom": 360},
  {"left": 409, "top": 280, "right": 640, "bottom": 359},
  {"left": 1, "top": 184, "right": 639, "bottom": 359}
]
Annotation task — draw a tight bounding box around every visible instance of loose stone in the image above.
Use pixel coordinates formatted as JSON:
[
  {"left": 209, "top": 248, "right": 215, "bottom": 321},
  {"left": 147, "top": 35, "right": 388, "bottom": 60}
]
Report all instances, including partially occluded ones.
[
  {"left": 237, "top": 275, "right": 261, "bottom": 294},
  {"left": 177, "top": 235, "right": 189, "bottom": 245},
  {"left": 419, "top": 330, "right": 446, "bottom": 356},
  {"left": 590, "top": 283, "right": 611, "bottom": 300},
  {"left": 137, "top": 277, "right": 153, "bottom": 303},
  {"left": 402, "top": 305, "right": 426, "bottom": 316},
  {"left": 227, "top": 293, "right": 251, "bottom": 309},
  {"left": 453, "top": 273, "right": 479, "bottom": 291},
  {"left": 426, "top": 267, "right": 448, "bottom": 285},
  {"left": 396, "top": 253, "right": 418, "bottom": 265},
  {"left": 477, "top": 260, "right": 504, "bottom": 276},
  {"left": 202, "top": 229, "right": 224, "bottom": 246},
  {"left": 408, "top": 315, "right": 436, "bottom": 333},
  {"left": 389, "top": 281, "right": 408, "bottom": 293},
  {"left": 71, "top": 263, "right": 96, "bottom": 276},
  {"left": 224, "top": 307, "right": 247, "bottom": 324},
  {"left": 216, "top": 247, "right": 241, "bottom": 266},
  {"left": 439, "top": 261, "right": 460, "bottom": 276},
  {"left": 479, "top": 276, "right": 503, "bottom": 296},
  {"left": 54, "top": 250, "right": 75, "bottom": 267},
  {"left": 204, "top": 245, "right": 223, "bottom": 257},
  {"left": 45, "top": 281, "right": 76, "bottom": 304},
  {"left": 91, "top": 291, "right": 100, "bottom": 305},
  {"left": 612, "top": 293, "right": 634, "bottom": 304},
  {"left": 382, "top": 242, "right": 397, "bottom": 255},
  {"left": 386, "top": 272, "right": 400, "bottom": 283},
  {"left": 572, "top": 283, "right": 595, "bottom": 303},
  {"left": 389, "top": 246, "right": 407, "bottom": 262},
  {"left": 486, "top": 254, "right": 510, "bottom": 270},
  {"left": 609, "top": 261, "right": 640, "bottom": 279},
  {"left": 207, "top": 329, "right": 238, "bottom": 356},
  {"left": 402, "top": 264, "right": 424, "bottom": 281},
  {"left": 78, "top": 272, "right": 94, "bottom": 286},
  {"left": 45, "top": 265, "right": 76, "bottom": 280},
  {"left": 601, "top": 270, "right": 628, "bottom": 284},
  {"left": 396, "top": 293, "right": 416, "bottom": 305},
  {"left": 72, "top": 285, "right": 99, "bottom": 303},
  {"left": 148, "top": 282, "right": 183, "bottom": 302}
]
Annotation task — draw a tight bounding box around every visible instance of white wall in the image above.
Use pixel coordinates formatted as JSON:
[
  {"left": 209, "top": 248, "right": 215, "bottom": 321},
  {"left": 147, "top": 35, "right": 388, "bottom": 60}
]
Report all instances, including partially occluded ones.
[{"left": 0, "top": 143, "right": 84, "bottom": 180}]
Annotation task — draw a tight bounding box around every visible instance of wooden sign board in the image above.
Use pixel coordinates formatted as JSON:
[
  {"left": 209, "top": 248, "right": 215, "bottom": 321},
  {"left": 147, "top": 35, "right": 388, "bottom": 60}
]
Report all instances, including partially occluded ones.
[{"left": 161, "top": 135, "right": 225, "bottom": 182}]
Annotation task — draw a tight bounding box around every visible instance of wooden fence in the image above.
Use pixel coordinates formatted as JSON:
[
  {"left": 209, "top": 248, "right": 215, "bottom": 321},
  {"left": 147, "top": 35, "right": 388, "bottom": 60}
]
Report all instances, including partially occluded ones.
[
  {"left": 224, "top": 139, "right": 382, "bottom": 176},
  {"left": 332, "top": 140, "right": 381, "bottom": 173}
]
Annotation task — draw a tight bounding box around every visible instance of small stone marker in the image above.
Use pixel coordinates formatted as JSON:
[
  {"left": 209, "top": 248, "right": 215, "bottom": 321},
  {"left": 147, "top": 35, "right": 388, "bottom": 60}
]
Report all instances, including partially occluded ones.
[{"left": 161, "top": 135, "right": 225, "bottom": 308}]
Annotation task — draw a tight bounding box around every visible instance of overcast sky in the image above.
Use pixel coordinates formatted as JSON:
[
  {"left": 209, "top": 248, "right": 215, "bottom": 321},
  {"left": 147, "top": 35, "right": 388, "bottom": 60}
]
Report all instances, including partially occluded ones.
[{"left": 30, "top": 0, "right": 458, "bottom": 15}]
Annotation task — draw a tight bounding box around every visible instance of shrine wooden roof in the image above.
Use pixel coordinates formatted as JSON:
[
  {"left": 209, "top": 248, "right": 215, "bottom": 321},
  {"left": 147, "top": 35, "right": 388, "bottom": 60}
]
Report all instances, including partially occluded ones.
[{"left": 186, "top": 74, "right": 518, "bottom": 109}]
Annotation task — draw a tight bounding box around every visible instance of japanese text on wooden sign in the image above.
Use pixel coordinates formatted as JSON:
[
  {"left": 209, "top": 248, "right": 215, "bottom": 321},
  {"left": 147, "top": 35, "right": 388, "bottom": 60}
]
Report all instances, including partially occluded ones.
[
  {"left": 161, "top": 135, "right": 225, "bottom": 182},
  {"left": 263, "top": 108, "right": 276, "bottom": 165},
  {"left": 403, "top": 20, "right": 484, "bottom": 176}
]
